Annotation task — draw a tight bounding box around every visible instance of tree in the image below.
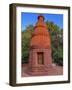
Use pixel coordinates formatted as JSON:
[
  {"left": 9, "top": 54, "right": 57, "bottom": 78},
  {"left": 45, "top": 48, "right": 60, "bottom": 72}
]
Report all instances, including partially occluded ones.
[
  {"left": 22, "top": 25, "right": 33, "bottom": 63},
  {"left": 46, "top": 21, "right": 63, "bottom": 65}
]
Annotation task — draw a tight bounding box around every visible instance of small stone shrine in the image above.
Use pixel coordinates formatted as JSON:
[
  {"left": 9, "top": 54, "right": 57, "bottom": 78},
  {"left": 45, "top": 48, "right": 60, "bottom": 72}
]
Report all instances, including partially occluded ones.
[{"left": 27, "top": 15, "right": 54, "bottom": 75}]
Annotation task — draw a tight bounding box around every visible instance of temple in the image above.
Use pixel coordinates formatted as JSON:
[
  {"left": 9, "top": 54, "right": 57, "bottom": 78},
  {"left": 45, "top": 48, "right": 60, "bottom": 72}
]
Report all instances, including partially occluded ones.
[{"left": 28, "top": 15, "right": 53, "bottom": 75}]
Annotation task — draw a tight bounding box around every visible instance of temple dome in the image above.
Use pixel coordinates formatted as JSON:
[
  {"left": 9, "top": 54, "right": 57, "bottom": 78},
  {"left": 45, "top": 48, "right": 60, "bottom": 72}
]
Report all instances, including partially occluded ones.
[{"left": 30, "top": 15, "right": 51, "bottom": 49}]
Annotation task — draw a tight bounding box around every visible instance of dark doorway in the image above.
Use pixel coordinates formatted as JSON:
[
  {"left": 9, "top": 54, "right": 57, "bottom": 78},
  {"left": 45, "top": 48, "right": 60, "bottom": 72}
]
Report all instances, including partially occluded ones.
[{"left": 37, "top": 52, "right": 44, "bottom": 65}]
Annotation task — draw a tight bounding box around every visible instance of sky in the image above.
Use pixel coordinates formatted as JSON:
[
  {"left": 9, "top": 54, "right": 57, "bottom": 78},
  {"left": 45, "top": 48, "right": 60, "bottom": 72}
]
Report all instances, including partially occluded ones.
[{"left": 21, "top": 12, "right": 63, "bottom": 31}]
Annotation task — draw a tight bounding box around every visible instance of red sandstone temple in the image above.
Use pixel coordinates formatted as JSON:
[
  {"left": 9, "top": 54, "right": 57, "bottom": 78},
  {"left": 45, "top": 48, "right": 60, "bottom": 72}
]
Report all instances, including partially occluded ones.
[
  {"left": 28, "top": 15, "right": 53, "bottom": 75},
  {"left": 22, "top": 15, "right": 63, "bottom": 76}
]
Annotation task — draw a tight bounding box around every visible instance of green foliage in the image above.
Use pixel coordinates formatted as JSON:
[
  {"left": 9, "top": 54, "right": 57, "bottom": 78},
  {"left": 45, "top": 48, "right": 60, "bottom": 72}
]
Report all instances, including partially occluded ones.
[
  {"left": 22, "top": 23, "right": 63, "bottom": 66},
  {"left": 46, "top": 21, "right": 63, "bottom": 65},
  {"left": 22, "top": 25, "right": 33, "bottom": 63}
]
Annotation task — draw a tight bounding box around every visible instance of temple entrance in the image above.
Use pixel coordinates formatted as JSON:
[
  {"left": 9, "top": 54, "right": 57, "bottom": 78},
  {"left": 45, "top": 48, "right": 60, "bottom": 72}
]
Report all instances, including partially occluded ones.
[{"left": 37, "top": 52, "right": 44, "bottom": 65}]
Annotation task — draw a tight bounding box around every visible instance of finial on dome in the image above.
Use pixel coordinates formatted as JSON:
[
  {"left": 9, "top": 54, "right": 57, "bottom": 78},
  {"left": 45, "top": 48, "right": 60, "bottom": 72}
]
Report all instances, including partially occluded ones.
[{"left": 38, "top": 15, "right": 45, "bottom": 21}]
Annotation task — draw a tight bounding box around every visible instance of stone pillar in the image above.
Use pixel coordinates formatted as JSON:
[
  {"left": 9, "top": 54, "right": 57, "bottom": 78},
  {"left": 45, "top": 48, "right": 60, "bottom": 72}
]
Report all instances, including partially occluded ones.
[{"left": 44, "top": 48, "right": 52, "bottom": 67}]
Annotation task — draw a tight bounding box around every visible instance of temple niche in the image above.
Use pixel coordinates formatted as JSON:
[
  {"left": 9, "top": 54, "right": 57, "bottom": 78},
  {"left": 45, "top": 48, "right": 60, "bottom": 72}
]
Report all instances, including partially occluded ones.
[{"left": 28, "top": 15, "right": 53, "bottom": 75}]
